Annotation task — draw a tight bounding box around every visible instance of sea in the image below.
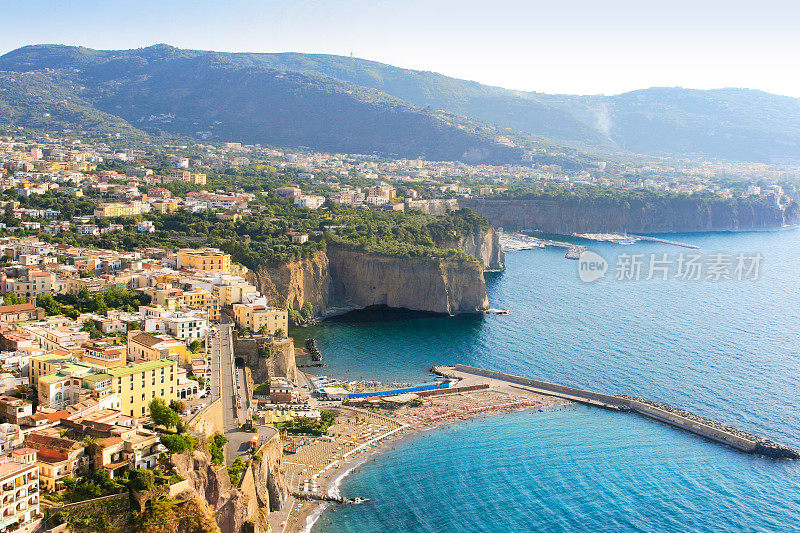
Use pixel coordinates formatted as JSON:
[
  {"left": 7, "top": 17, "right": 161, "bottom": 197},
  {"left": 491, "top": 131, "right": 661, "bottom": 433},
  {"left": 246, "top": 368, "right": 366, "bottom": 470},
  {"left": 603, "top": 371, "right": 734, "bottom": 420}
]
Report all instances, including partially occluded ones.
[{"left": 293, "top": 229, "right": 800, "bottom": 533}]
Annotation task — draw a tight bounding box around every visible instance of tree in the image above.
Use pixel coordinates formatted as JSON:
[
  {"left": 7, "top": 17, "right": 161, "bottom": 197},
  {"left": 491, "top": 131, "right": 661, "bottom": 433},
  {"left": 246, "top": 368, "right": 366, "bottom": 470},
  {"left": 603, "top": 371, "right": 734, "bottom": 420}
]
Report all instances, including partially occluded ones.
[
  {"left": 2, "top": 292, "right": 23, "bottom": 305},
  {"left": 128, "top": 468, "right": 155, "bottom": 492},
  {"left": 160, "top": 434, "right": 189, "bottom": 454},
  {"left": 149, "top": 398, "right": 180, "bottom": 430},
  {"left": 209, "top": 433, "right": 227, "bottom": 465},
  {"left": 275, "top": 328, "right": 284, "bottom": 338},
  {"left": 169, "top": 399, "right": 185, "bottom": 414},
  {"left": 189, "top": 340, "right": 202, "bottom": 353}
]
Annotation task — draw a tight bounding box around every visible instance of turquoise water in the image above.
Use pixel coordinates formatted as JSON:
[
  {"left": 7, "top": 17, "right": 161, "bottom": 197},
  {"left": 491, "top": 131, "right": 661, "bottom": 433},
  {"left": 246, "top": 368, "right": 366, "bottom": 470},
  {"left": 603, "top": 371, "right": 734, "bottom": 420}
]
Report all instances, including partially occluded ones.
[{"left": 300, "top": 229, "right": 800, "bottom": 532}]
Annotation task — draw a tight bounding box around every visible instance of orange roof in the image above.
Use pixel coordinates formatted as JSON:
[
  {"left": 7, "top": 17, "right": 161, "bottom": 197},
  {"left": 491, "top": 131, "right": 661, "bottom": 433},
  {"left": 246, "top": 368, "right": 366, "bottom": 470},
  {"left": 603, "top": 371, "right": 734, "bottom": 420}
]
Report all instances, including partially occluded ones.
[{"left": 0, "top": 303, "right": 35, "bottom": 313}]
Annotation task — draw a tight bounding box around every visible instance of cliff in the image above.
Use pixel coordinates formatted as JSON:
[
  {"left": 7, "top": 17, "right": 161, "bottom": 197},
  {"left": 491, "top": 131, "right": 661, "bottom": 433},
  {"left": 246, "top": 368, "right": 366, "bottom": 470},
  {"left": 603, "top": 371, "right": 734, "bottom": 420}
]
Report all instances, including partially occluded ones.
[
  {"left": 454, "top": 226, "right": 505, "bottom": 271},
  {"left": 244, "top": 227, "right": 499, "bottom": 316},
  {"left": 173, "top": 430, "right": 288, "bottom": 533},
  {"left": 458, "top": 197, "right": 800, "bottom": 233},
  {"left": 248, "top": 252, "right": 331, "bottom": 311},
  {"left": 326, "top": 246, "right": 489, "bottom": 314}
]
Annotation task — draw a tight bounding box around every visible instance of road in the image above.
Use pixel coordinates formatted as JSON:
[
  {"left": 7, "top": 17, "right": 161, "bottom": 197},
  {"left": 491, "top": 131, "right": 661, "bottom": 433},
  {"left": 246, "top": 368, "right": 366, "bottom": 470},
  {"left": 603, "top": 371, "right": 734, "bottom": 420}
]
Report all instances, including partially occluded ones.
[
  {"left": 212, "top": 315, "right": 267, "bottom": 463},
  {"left": 210, "top": 319, "right": 244, "bottom": 462}
]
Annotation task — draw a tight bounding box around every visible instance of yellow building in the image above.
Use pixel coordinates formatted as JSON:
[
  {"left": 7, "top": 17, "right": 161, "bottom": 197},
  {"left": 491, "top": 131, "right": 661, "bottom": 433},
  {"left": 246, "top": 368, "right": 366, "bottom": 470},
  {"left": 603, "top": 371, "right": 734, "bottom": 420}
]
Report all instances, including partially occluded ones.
[
  {"left": 93, "top": 201, "right": 142, "bottom": 218},
  {"left": 28, "top": 352, "right": 74, "bottom": 392},
  {"left": 65, "top": 277, "right": 108, "bottom": 295},
  {"left": 214, "top": 281, "right": 258, "bottom": 307},
  {"left": 151, "top": 199, "right": 178, "bottom": 214},
  {"left": 10, "top": 271, "right": 55, "bottom": 299},
  {"left": 232, "top": 303, "right": 288, "bottom": 334},
  {"left": 182, "top": 288, "right": 221, "bottom": 321},
  {"left": 127, "top": 332, "right": 190, "bottom": 364},
  {"left": 176, "top": 248, "right": 231, "bottom": 273},
  {"left": 143, "top": 288, "right": 183, "bottom": 311},
  {"left": 0, "top": 449, "right": 39, "bottom": 529},
  {"left": 108, "top": 359, "right": 179, "bottom": 417}
]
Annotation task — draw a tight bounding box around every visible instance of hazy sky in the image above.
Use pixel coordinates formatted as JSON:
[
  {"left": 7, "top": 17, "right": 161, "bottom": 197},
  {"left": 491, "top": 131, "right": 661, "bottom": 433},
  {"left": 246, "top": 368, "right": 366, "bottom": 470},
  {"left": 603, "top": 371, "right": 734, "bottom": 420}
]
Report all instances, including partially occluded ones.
[{"left": 2, "top": 0, "right": 799, "bottom": 97}]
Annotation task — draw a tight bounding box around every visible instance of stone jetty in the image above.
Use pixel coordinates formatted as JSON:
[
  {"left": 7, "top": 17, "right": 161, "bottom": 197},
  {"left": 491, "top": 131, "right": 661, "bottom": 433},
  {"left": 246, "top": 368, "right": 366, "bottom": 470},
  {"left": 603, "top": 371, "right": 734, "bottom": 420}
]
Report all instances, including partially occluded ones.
[{"left": 434, "top": 365, "right": 799, "bottom": 459}]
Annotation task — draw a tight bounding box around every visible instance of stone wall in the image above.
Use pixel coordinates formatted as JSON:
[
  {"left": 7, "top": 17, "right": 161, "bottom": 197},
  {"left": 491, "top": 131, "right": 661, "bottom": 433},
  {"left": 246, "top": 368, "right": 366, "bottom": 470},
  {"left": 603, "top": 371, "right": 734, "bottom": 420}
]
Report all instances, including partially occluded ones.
[
  {"left": 187, "top": 397, "right": 225, "bottom": 437},
  {"left": 235, "top": 335, "right": 297, "bottom": 384}
]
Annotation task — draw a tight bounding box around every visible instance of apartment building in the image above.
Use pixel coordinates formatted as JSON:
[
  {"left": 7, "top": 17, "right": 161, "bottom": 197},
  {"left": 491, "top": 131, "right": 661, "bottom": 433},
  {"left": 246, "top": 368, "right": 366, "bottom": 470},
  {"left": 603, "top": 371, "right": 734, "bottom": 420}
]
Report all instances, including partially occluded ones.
[
  {"left": 107, "top": 359, "right": 178, "bottom": 417},
  {"left": 175, "top": 248, "right": 231, "bottom": 273},
  {"left": 36, "top": 364, "right": 118, "bottom": 412},
  {"left": 19, "top": 319, "right": 90, "bottom": 356},
  {"left": 214, "top": 280, "right": 258, "bottom": 307},
  {"left": 24, "top": 432, "right": 87, "bottom": 492},
  {"left": 64, "top": 277, "right": 109, "bottom": 295},
  {"left": 93, "top": 201, "right": 142, "bottom": 218},
  {"left": 0, "top": 396, "right": 32, "bottom": 426},
  {"left": 181, "top": 288, "right": 220, "bottom": 321},
  {"left": 0, "top": 448, "right": 39, "bottom": 530},
  {"left": 8, "top": 271, "right": 55, "bottom": 299},
  {"left": 80, "top": 337, "right": 127, "bottom": 368},
  {"left": 232, "top": 303, "right": 288, "bottom": 335}
]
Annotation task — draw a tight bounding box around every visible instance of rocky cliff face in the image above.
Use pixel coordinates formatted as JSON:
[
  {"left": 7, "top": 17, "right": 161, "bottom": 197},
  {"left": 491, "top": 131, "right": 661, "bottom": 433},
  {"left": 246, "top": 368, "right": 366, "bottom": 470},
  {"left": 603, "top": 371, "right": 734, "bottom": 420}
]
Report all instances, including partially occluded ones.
[
  {"left": 173, "top": 431, "right": 288, "bottom": 533},
  {"left": 326, "top": 246, "right": 489, "bottom": 314},
  {"left": 248, "top": 252, "right": 331, "bottom": 311},
  {"left": 454, "top": 226, "right": 505, "bottom": 271},
  {"left": 246, "top": 232, "right": 498, "bottom": 316},
  {"left": 458, "top": 197, "right": 799, "bottom": 233}
]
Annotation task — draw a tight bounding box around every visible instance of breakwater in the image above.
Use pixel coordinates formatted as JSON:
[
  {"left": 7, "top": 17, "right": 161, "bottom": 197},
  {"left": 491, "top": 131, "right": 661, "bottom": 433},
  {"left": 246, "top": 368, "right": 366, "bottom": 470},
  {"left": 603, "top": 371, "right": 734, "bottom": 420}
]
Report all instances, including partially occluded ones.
[{"left": 435, "top": 364, "right": 799, "bottom": 459}]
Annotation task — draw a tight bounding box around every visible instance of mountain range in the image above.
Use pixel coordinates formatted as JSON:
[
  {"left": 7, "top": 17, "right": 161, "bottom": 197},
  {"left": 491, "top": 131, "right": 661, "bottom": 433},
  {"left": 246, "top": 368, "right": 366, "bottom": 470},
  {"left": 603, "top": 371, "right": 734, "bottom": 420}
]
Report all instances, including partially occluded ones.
[{"left": 1, "top": 44, "right": 799, "bottom": 165}]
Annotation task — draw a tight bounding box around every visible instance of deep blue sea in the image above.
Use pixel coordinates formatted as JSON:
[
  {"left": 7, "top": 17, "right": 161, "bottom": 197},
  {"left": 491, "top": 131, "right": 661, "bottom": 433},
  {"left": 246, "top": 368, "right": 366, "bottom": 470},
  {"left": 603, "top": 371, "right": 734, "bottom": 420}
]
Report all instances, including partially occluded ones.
[{"left": 297, "top": 229, "right": 800, "bottom": 533}]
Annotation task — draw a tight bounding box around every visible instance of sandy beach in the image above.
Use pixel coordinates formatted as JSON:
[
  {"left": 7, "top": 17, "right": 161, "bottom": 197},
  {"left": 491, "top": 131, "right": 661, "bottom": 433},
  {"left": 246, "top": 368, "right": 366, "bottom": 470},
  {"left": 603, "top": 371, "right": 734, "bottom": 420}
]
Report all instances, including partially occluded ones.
[{"left": 273, "top": 387, "right": 571, "bottom": 533}]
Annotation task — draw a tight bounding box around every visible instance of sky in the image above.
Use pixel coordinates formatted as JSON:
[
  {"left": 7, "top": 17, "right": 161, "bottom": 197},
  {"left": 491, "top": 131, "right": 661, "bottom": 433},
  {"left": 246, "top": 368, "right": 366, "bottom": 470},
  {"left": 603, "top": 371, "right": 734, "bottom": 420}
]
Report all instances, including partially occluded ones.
[{"left": 1, "top": 0, "right": 799, "bottom": 97}]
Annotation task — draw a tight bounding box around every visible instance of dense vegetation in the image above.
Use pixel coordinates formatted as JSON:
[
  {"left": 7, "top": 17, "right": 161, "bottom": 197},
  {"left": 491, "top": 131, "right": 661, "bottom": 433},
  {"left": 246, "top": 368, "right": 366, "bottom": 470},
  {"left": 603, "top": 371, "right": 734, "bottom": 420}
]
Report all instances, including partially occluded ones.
[
  {"left": 22, "top": 194, "right": 490, "bottom": 268},
  {"left": 495, "top": 182, "right": 798, "bottom": 217},
  {"left": 37, "top": 287, "right": 151, "bottom": 319},
  {"left": 277, "top": 410, "right": 337, "bottom": 436}
]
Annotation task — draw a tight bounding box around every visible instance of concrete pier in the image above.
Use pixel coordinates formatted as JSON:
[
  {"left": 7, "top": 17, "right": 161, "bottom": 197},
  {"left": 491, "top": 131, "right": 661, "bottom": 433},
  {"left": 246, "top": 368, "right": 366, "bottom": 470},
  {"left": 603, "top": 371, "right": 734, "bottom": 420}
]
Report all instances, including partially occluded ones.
[{"left": 433, "top": 364, "right": 799, "bottom": 459}]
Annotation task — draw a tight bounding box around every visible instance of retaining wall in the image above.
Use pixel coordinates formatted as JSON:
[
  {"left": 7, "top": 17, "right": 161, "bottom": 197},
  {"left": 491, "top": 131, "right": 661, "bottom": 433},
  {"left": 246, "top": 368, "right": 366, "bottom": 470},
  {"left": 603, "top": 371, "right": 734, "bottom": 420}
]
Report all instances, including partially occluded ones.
[
  {"left": 418, "top": 384, "right": 489, "bottom": 397},
  {"left": 347, "top": 382, "right": 449, "bottom": 399},
  {"left": 187, "top": 397, "right": 225, "bottom": 437}
]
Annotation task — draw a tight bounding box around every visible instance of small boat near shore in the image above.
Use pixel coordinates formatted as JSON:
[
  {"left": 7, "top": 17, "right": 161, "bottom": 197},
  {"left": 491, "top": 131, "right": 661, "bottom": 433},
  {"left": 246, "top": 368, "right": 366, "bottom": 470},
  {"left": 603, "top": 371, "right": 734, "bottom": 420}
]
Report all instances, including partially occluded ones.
[{"left": 485, "top": 308, "right": 510, "bottom": 315}]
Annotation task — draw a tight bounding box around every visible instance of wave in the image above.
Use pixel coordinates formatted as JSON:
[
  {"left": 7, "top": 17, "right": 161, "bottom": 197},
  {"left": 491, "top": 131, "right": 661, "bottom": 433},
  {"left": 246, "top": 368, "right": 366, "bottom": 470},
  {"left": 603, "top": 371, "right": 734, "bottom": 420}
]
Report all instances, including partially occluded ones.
[{"left": 299, "top": 502, "right": 330, "bottom": 533}]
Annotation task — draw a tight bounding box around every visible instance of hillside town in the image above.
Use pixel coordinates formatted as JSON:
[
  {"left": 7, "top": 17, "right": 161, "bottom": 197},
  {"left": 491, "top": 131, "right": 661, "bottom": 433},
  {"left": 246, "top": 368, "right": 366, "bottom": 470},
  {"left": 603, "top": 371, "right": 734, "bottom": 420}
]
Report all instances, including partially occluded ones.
[
  {"left": 0, "top": 129, "right": 796, "bottom": 532},
  {"left": 0, "top": 130, "right": 797, "bottom": 227},
  {"left": 0, "top": 239, "right": 296, "bottom": 531}
]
